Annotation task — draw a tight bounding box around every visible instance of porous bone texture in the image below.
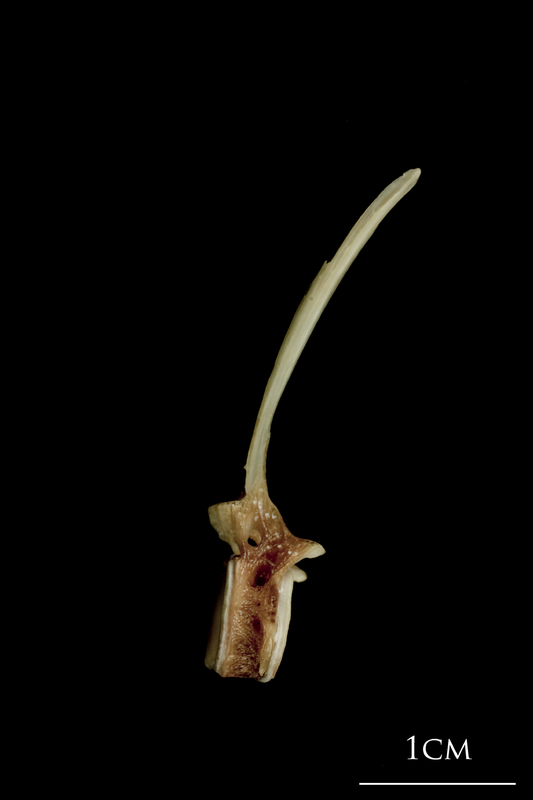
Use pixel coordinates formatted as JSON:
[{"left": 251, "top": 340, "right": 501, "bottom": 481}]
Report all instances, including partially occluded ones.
[{"left": 206, "top": 477, "right": 324, "bottom": 680}]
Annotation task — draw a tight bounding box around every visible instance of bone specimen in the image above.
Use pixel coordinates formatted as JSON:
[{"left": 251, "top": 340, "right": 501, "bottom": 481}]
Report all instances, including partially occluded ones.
[{"left": 205, "top": 168, "right": 421, "bottom": 681}]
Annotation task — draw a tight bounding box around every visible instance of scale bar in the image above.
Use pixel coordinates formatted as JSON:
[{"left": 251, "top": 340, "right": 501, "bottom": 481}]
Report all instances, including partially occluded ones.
[{"left": 360, "top": 783, "right": 516, "bottom": 786}]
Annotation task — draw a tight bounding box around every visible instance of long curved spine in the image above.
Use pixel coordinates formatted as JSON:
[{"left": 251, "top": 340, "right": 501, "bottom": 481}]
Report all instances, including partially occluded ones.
[{"left": 245, "top": 168, "right": 421, "bottom": 493}]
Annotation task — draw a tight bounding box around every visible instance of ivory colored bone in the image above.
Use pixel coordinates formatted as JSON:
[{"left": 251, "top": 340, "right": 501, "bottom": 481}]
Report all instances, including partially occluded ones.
[{"left": 206, "top": 169, "right": 421, "bottom": 681}]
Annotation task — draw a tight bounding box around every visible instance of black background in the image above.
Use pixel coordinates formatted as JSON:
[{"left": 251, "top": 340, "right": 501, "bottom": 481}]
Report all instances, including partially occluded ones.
[
  {"left": 84, "top": 33, "right": 521, "bottom": 792},
  {"left": 13, "top": 8, "right": 525, "bottom": 792}
]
